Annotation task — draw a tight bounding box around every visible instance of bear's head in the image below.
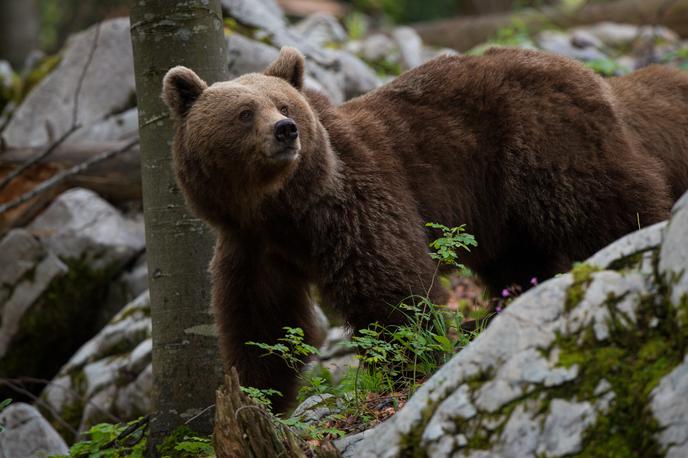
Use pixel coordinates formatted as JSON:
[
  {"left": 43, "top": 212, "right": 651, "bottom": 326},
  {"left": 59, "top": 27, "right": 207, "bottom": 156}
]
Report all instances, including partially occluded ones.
[{"left": 162, "top": 47, "right": 326, "bottom": 227}]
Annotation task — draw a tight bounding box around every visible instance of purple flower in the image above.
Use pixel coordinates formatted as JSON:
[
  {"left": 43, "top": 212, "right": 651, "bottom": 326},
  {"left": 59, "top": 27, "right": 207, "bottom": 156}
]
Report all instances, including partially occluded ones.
[
  {"left": 530, "top": 277, "right": 538, "bottom": 286},
  {"left": 501, "top": 288, "right": 510, "bottom": 298},
  {"left": 495, "top": 306, "right": 503, "bottom": 313}
]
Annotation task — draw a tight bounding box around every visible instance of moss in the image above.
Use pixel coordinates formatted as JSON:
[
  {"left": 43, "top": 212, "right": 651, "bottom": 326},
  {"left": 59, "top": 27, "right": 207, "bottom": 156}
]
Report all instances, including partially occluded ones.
[
  {"left": 607, "top": 251, "right": 646, "bottom": 272},
  {"left": 565, "top": 263, "right": 599, "bottom": 312},
  {"left": 0, "top": 257, "right": 120, "bottom": 401},
  {"left": 17, "top": 54, "right": 62, "bottom": 103},
  {"left": 553, "top": 285, "right": 686, "bottom": 457},
  {"left": 398, "top": 401, "right": 436, "bottom": 458},
  {"left": 223, "top": 17, "right": 262, "bottom": 41}
]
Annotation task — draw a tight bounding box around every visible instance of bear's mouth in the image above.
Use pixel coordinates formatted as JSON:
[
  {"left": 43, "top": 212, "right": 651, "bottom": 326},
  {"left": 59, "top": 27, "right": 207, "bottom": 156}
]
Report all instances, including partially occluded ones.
[{"left": 267, "top": 146, "right": 300, "bottom": 164}]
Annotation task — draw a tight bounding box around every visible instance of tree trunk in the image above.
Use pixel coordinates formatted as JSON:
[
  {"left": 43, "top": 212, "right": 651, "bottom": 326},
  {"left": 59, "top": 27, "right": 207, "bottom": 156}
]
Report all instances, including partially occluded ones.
[
  {"left": 129, "top": 0, "right": 228, "bottom": 452},
  {"left": 414, "top": 0, "right": 688, "bottom": 52},
  {"left": 0, "top": 0, "right": 40, "bottom": 70}
]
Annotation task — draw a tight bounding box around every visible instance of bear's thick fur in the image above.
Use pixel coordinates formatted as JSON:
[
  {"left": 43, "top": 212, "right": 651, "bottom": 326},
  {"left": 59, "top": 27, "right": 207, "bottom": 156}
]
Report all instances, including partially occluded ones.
[{"left": 163, "top": 47, "right": 688, "bottom": 411}]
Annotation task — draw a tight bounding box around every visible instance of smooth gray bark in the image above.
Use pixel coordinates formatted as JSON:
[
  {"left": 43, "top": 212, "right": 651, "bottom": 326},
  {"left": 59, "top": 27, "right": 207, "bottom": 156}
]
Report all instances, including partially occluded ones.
[
  {"left": 129, "top": 0, "right": 228, "bottom": 449},
  {"left": 0, "top": 0, "right": 40, "bottom": 69}
]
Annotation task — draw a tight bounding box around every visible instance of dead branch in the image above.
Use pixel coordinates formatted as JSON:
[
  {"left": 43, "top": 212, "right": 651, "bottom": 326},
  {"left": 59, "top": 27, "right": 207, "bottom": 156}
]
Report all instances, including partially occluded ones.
[
  {"left": 0, "top": 378, "right": 79, "bottom": 437},
  {"left": 0, "top": 22, "right": 102, "bottom": 191},
  {"left": 0, "top": 137, "right": 139, "bottom": 215},
  {"left": 413, "top": 0, "right": 688, "bottom": 51},
  {"left": 0, "top": 124, "right": 81, "bottom": 192}
]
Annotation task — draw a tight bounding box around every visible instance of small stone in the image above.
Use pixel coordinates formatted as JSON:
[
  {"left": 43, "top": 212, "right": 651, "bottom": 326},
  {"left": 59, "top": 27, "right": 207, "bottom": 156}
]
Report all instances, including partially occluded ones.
[
  {"left": 360, "top": 34, "right": 398, "bottom": 63},
  {"left": 0, "top": 403, "right": 69, "bottom": 457},
  {"left": 536, "top": 30, "right": 607, "bottom": 61},
  {"left": 291, "top": 393, "right": 338, "bottom": 424},
  {"left": 575, "top": 22, "right": 641, "bottom": 48},
  {"left": 392, "top": 27, "right": 423, "bottom": 70},
  {"left": 292, "top": 13, "right": 347, "bottom": 48}
]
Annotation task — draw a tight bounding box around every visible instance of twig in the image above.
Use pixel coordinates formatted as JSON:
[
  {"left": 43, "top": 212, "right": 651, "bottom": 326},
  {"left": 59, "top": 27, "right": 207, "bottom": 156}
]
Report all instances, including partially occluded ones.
[
  {"left": 102, "top": 414, "right": 150, "bottom": 449},
  {"left": 0, "top": 124, "right": 80, "bottom": 192},
  {"left": 184, "top": 404, "right": 215, "bottom": 425},
  {"left": 0, "top": 138, "right": 139, "bottom": 215},
  {"left": 2, "top": 376, "right": 122, "bottom": 424},
  {"left": 72, "top": 22, "right": 101, "bottom": 127},
  {"left": 0, "top": 379, "right": 78, "bottom": 436},
  {"left": 0, "top": 22, "right": 101, "bottom": 190}
]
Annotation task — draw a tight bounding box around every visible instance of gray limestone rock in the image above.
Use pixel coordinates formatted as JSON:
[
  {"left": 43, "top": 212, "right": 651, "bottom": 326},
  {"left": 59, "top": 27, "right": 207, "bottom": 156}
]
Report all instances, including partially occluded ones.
[
  {"left": 651, "top": 355, "right": 688, "bottom": 458},
  {"left": 41, "top": 292, "right": 152, "bottom": 438},
  {"left": 2, "top": 19, "right": 135, "bottom": 147},
  {"left": 392, "top": 27, "right": 424, "bottom": 70},
  {"left": 337, "top": 191, "right": 688, "bottom": 457},
  {"left": 660, "top": 191, "right": 688, "bottom": 305},
  {"left": 0, "top": 403, "right": 69, "bottom": 458}
]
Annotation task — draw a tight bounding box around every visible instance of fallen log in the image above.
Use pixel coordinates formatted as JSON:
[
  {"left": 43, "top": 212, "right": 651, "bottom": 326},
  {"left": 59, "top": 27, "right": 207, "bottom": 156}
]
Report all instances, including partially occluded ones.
[
  {"left": 0, "top": 140, "right": 141, "bottom": 234},
  {"left": 413, "top": 0, "right": 688, "bottom": 51},
  {"left": 0, "top": 140, "right": 142, "bottom": 203}
]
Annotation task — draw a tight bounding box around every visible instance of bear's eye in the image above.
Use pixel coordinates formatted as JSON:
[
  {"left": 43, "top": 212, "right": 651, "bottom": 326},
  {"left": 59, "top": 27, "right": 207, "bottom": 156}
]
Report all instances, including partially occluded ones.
[
  {"left": 239, "top": 110, "right": 253, "bottom": 122},
  {"left": 280, "top": 106, "right": 289, "bottom": 116}
]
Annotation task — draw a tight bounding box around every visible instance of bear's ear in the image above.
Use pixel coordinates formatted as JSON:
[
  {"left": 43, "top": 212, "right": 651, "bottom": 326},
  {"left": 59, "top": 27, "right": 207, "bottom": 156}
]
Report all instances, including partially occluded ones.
[
  {"left": 264, "top": 47, "right": 305, "bottom": 91},
  {"left": 162, "top": 66, "right": 208, "bottom": 118}
]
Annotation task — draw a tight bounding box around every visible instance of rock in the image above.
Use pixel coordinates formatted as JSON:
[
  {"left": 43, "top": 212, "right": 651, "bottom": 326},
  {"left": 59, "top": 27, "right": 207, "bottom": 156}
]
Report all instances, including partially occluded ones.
[
  {"left": 651, "top": 355, "right": 688, "bottom": 458},
  {"left": 575, "top": 22, "right": 640, "bottom": 48},
  {"left": 221, "top": 0, "right": 286, "bottom": 37},
  {"left": 222, "top": 0, "right": 331, "bottom": 65},
  {"left": 292, "top": 13, "right": 348, "bottom": 48},
  {"left": 338, "top": 192, "right": 687, "bottom": 457},
  {"left": 226, "top": 33, "right": 347, "bottom": 103},
  {"left": 70, "top": 107, "right": 138, "bottom": 143},
  {"left": 291, "top": 393, "right": 339, "bottom": 424},
  {"left": 227, "top": 33, "right": 280, "bottom": 77},
  {"left": 571, "top": 30, "right": 605, "bottom": 50},
  {"left": 41, "top": 292, "right": 152, "bottom": 439},
  {"left": 572, "top": 22, "right": 677, "bottom": 51},
  {"left": 660, "top": 191, "right": 688, "bottom": 305},
  {"left": 536, "top": 30, "right": 608, "bottom": 61},
  {"left": 392, "top": 27, "right": 424, "bottom": 70},
  {"left": 0, "top": 188, "right": 144, "bottom": 397},
  {"left": 0, "top": 403, "right": 69, "bottom": 458},
  {"left": 360, "top": 34, "right": 398, "bottom": 63},
  {"left": 28, "top": 188, "right": 144, "bottom": 272},
  {"left": 3, "top": 19, "right": 135, "bottom": 148},
  {"left": 0, "top": 60, "right": 14, "bottom": 88},
  {"left": 324, "top": 49, "right": 381, "bottom": 100}
]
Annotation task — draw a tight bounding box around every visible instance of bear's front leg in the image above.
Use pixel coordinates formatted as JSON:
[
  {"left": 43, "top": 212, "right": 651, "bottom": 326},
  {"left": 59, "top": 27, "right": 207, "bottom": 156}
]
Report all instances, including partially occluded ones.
[{"left": 210, "top": 236, "right": 318, "bottom": 413}]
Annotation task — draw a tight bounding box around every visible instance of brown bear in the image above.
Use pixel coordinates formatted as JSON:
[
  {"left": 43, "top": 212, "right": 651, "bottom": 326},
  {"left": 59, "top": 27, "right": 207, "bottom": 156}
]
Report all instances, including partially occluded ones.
[{"left": 162, "top": 46, "right": 688, "bottom": 411}]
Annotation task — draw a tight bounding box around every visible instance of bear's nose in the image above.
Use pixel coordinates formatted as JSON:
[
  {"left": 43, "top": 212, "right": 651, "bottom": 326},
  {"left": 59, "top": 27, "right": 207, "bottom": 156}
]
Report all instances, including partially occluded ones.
[{"left": 274, "top": 119, "right": 299, "bottom": 143}]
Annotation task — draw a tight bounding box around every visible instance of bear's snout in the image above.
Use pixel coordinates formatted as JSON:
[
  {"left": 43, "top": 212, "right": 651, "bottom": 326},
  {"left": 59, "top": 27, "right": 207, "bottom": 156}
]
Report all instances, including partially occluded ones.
[{"left": 274, "top": 119, "right": 299, "bottom": 143}]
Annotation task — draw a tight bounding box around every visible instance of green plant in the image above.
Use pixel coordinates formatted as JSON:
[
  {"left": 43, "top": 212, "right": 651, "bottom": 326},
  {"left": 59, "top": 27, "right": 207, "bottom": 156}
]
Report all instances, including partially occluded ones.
[
  {"left": 426, "top": 222, "right": 477, "bottom": 268},
  {"left": 62, "top": 418, "right": 147, "bottom": 458},
  {"left": 246, "top": 326, "right": 319, "bottom": 372},
  {"left": 242, "top": 222, "right": 480, "bottom": 442},
  {"left": 240, "top": 386, "right": 283, "bottom": 409},
  {"left": 0, "top": 399, "right": 11, "bottom": 433},
  {"left": 157, "top": 426, "right": 215, "bottom": 458},
  {"left": 585, "top": 57, "right": 630, "bottom": 76}
]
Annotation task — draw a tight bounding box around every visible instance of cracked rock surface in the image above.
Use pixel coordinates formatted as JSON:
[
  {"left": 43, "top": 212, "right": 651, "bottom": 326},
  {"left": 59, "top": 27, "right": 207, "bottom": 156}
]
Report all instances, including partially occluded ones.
[{"left": 338, "top": 191, "right": 688, "bottom": 457}]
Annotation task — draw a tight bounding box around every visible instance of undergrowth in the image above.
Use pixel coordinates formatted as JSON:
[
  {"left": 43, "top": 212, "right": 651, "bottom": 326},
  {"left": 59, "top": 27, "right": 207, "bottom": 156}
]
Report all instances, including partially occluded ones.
[
  {"left": 54, "top": 223, "right": 482, "bottom": 456},
  {"left": 239, "top": 223, "right": 483, "bottom": 452}
]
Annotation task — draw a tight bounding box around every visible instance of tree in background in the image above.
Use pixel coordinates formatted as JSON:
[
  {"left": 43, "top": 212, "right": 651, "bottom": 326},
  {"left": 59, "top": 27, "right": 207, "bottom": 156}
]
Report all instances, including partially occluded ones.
[
  {"left": 0, "top": 0, "right": 40, "bottom": 69},
  {"left": 129, "top": 0, "right": 228, "bottom": 451}
]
